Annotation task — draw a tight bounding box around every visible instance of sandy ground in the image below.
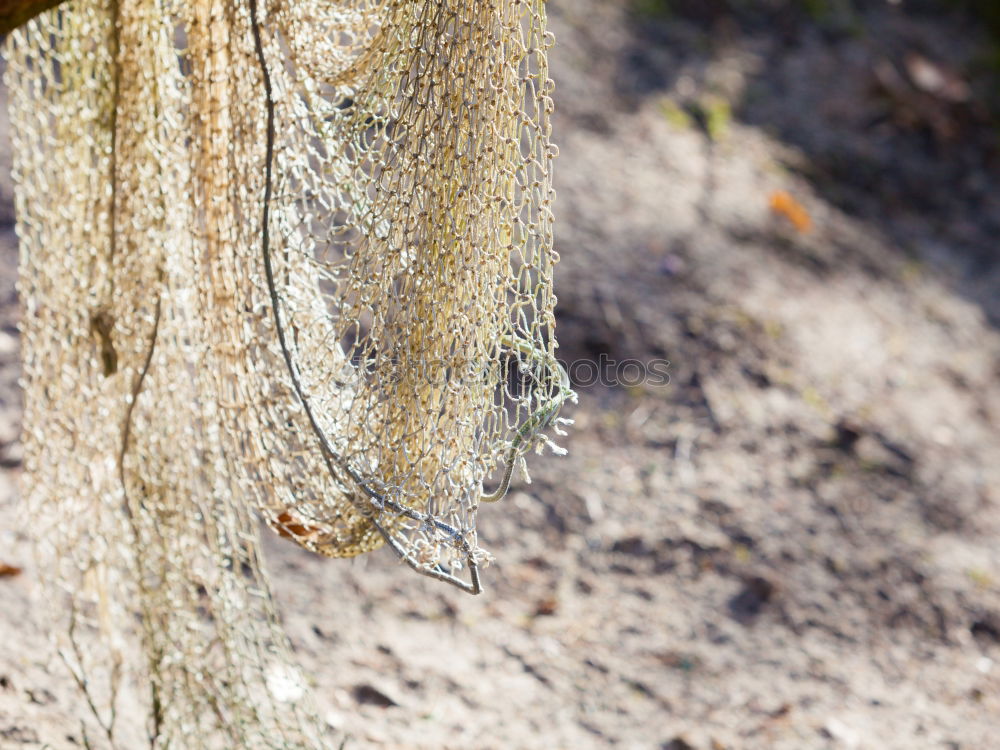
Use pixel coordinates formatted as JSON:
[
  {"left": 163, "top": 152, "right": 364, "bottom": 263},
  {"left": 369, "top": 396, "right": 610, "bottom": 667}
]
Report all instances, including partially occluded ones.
[{"left": 2, "top": 2, "right": 1000, "bottom": 748}]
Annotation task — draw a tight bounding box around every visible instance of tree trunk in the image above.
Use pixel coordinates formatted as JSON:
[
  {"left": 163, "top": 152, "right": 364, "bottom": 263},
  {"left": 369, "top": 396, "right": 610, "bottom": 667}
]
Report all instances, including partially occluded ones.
[{"left": 1, "top": 0, "right": 66, "bottom": 36}]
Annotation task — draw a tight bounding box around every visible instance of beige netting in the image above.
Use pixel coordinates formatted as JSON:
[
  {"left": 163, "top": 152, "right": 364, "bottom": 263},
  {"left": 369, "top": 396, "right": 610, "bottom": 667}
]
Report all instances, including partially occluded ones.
[{"left": 4, "top": 0, "right": 572, "bottom": 746}]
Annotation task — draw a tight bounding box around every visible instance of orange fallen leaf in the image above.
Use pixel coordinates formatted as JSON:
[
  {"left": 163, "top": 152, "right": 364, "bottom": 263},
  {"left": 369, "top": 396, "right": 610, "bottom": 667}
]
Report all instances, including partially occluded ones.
[
  {"left": 0, "top": 562, "right": 22, "bottom": 578},
  {"left": 769, "top": 190, "right": 813, "bottom": 234},
  {"left": 272, "top": 511, "right": 324, "bottom": 540}
]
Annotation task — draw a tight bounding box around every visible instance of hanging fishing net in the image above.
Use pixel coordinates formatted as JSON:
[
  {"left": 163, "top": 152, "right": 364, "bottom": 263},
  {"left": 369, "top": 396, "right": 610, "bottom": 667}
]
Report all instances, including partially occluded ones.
[{"left": 4, "top": 0, "right": 573, "bottom": 745}]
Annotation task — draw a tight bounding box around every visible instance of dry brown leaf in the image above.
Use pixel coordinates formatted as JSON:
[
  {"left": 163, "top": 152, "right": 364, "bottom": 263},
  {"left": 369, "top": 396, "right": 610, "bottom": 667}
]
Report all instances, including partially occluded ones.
[{"left": 904, "top": 52, "right": 969, "bottom": 103}]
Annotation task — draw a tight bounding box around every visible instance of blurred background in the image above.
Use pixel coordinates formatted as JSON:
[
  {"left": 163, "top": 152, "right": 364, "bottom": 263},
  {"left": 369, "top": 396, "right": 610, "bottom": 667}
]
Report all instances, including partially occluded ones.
[{"left": 1, "top": 1, "right": 999, "bottom": 748}]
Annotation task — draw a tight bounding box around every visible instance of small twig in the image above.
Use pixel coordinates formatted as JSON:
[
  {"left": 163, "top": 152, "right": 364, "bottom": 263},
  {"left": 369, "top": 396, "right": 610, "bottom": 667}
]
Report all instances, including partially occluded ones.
[
  {"left": 80, "top": 720, "right": 95, "bottom": 750},
  {"left": 60, "top": 608, "right": 117, "bottom": 746}
]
